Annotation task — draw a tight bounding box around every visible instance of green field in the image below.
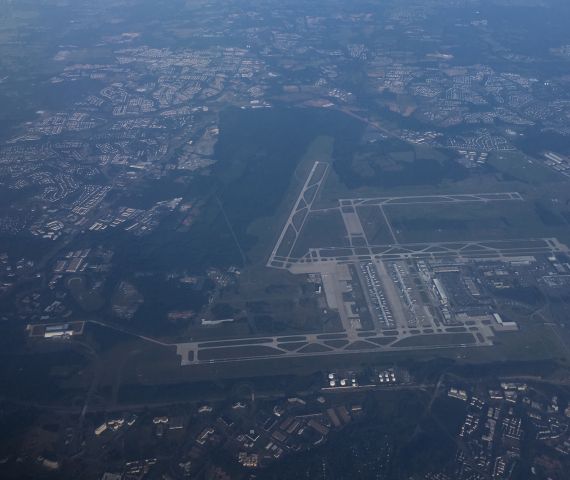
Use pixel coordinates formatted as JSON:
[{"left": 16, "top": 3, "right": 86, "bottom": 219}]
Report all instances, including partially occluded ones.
[
  {"left": 385, "top": 201, "right": 561, "bottom": 244},
  {"left": 291, "top": 210, "right": 349, "bottom": 257},
  {"left": 357, "top": 206, "right": 395, "bottom": 245}
]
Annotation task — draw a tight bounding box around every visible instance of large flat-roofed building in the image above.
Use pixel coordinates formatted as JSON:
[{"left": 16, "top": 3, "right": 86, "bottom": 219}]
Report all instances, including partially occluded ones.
[
  {"left": 27, "top": 321, "right": 85, "bottom": 338},
  {"left": 493, "top": 313, "right": 519, "bottom": 332},
  {"left": 44, "top": 323, "right": 75, "bottom": 338}
]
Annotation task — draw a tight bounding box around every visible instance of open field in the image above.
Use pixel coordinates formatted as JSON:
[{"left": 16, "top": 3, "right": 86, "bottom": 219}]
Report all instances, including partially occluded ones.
[
  {"left": 392, "top": 333, "right": 476, "bottom": 348},
  {"left": 386, "top": 201, "right": 561, "bottom": 244},
  {"left": 291, "top": 210, "right": 349, "bottom": 257}
]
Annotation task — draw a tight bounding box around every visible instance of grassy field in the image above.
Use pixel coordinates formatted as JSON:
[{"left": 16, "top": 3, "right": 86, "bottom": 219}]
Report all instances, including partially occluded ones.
[
  {"left": 489, "top": 324, "right": 570, "bottom": 364},
  {"left": 385, "top": 201, "right": 561, "bottom": 244},
  {"left": 357, "top": 206, "right": 395, "bottom": 245},
  {"left": 488, "top": 151, "right": 562, "bottom": 185},
  {"left": 392, "top": 333, "right": 476, "bottom": 348},
  {"left": 318, "top": 137, "right": 570, "bottom": 215},
  {"left": 67, "top": 276, "right": 105, "bottom": 312},
  {"left": 198, "top": 345, "right": 285, "bottom": 361},
  {"left": 209, "top": 265, "right": 342, "bottom": 336},
  {"left": 291, "top": 210, "right": 349, "bottom": 257}
]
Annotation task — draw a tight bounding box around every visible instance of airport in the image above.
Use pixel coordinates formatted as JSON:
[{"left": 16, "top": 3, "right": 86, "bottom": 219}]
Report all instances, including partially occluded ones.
[{"left": 170, "top": 161, "right": 570, "bottom": 366}]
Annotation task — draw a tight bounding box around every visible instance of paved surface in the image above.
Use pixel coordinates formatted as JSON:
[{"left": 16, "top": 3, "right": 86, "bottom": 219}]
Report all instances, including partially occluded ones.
[
  {"left": 283, "top": 237, "right": 567, "bottom": 265},
  {"left": 174, "top": 325, "right": 494, "bottom": 366}
]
